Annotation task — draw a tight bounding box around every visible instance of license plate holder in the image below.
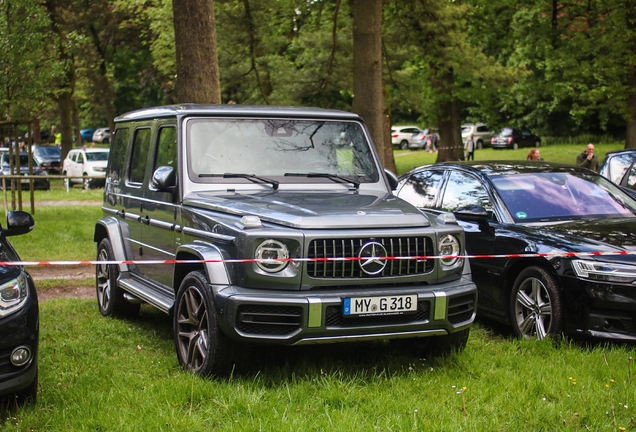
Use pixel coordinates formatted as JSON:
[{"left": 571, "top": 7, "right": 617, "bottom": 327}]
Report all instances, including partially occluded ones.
[{"left": 343, "top": 294, "right": 418, "bottom": 317}]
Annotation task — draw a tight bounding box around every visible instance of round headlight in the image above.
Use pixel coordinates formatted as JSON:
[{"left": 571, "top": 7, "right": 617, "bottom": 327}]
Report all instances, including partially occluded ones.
[
  {"left": 255, "top": 240, "right": 289, "bottom": 273},
  {"left": 439, "top": 235, "right": 460, "bottom": 267}
]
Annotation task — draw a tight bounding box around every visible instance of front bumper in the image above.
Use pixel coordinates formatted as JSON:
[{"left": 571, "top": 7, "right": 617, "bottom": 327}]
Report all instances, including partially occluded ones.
[
  {"left": 0, "top": 274, "right": 39, "bottom": 398},
  {"left": 212, "top": 277, "right": 477, "bottom": 345},
  {"left": 561, "top": 275, "right": 636, "bottom": 341}
]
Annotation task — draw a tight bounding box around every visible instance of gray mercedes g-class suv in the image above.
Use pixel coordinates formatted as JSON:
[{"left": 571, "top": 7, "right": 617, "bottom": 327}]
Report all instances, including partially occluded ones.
[{"left": 94, "top": 104, "right": 477, "bottom": 376}]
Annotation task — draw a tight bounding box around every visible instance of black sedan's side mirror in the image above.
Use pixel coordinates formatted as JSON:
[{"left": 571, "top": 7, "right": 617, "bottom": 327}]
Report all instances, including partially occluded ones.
[
  {"left": 4, "top": 210, "right": 35, "bottom": 237},
  {"left": 151, "top": 166, "right": 177, "bottom": 192},
  {"left": 454, "top": 205, "right": 489, "bottom": 222}
]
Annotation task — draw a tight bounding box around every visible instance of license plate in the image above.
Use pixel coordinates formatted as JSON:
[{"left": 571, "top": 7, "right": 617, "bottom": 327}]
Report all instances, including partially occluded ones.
[{"left": 343, "top": 294, "right": 417, "bottom": 316}]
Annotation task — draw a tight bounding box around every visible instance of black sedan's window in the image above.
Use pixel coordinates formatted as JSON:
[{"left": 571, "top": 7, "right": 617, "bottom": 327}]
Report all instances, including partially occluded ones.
[
  {"left": 397, "top": 170, "right": 444, "bottom": 208},
  {"left": 441, "top": 172, "right": 491, "bottom": 212}
]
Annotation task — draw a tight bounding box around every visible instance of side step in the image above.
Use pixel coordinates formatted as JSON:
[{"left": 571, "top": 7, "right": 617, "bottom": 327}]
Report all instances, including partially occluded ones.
[{"left": 118, "top": 277, "right": 173, "bottom": 314}]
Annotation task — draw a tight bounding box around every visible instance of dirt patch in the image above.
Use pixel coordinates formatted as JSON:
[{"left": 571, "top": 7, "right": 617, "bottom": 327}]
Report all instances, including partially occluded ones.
[{"left": 27, "top": 264, "right": 94, "bottom": 302}]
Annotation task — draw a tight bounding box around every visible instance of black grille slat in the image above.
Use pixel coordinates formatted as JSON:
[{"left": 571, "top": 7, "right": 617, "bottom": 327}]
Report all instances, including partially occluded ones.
[
  {"left": 236, "top": 305, "right": 303, "bottom": 336},
  {"left": 307, "top": 237, "right": 433, "bottom": 278},
  {"left": 447, "top": 294, "right": 475, "bottom": 325}
]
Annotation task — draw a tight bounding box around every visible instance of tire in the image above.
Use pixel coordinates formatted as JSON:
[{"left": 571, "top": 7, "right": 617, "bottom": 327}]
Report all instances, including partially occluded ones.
[
  {"left": 426, "top": 328, "right": 470, "bottom": 357},
  {"left": 535, "top": 140, "right": 541, "bottom": 147},
  {"left": 510, "top": 266, "right": 563, "bottom": 340},
  {"left": 400, "top": 140, "right": 409, "bottom": 150},
  {"left": 513, "top": 142, "right": 519, "bottom": 150},
  {"left": 13, "top": 371, "right": 38, "bottom": 406},
  {"left": 95, "top": 238, "right": 140, "bottom": 317},
  {"left": 174, "top": 271, "right": 236, "bottom": 377},
  {"left": 477, "top": 140, "right": 483, "bottom": 150}
]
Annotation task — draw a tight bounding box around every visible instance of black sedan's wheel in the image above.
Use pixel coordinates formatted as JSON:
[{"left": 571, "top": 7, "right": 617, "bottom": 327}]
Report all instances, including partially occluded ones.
[
  {"left": 535, "top": 140, "right": 541, "bottom": 147},
  {"left": 510, "top": 266, "right": 563, "bottom": 340},
  {"left": 400, "top": 140, "right": 409, "bottom": 150},
  {"left": 513, "top": 142, "right": 519, "bottom": 150},
  {"left": 96, "top": 238, "right": 140, "bottom": 317},
  {"left": 174, "top": 271, "right": 234, "bottom": 376}
]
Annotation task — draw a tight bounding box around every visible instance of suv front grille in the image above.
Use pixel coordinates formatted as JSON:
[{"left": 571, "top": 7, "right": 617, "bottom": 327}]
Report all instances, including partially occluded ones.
[{"left": 307, "top": 237, "right": 434, "bottom": 278}]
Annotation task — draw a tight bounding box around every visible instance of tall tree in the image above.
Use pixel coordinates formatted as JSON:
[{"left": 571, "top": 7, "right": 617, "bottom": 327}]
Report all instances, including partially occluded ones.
[
  {"left": 173, "top": 0, "right": 221, "bottom": 103},
  {"left": 352, "top": 0, "right": 393, "bottom": 170}
]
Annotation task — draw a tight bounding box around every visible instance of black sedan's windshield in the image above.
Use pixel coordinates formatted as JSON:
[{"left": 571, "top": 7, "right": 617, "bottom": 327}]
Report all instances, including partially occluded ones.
[{"left": 491, "top": 172, "right": 636, "bottom": 222}]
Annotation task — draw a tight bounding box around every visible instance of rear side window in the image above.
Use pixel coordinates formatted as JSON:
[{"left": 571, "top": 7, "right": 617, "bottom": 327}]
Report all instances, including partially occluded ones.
[
  {"left": 440, "top": 171, "right": 491, "bottom": 212},
  {"left": 108, "top": 127, "right": 130, "bottom": 183},
  {"left": 129, "top": 128, "right": 151, "bottom": 184}
]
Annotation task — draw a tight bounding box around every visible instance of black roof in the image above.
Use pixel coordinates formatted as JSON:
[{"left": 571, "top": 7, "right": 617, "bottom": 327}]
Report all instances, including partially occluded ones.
[
  {"left": 402, "top": 160, "right": 597, "bottom": 178},
  {"left": 115, "top": 104, "right": 363, "bottom": 123}
]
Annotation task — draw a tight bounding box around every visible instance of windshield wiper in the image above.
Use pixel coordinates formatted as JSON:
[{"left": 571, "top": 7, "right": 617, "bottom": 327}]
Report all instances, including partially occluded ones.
[
  {"left": 199, "top": 173, "right": 279, "bottom": 190},
  {"left": 284, "top": 172, "right": 359, "bottom": 189}
]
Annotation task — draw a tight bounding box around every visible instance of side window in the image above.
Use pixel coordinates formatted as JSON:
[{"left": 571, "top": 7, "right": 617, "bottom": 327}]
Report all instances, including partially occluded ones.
[
  {"left": 627, "top": 164, "right": 636, "bottom": 190},
  {"left": 129, "top": 128, "right": 152, "bottom": 184},
  {"left": 477, "top": 126, "right": 488, "bottom": 133},
  {"left": 440, "top": 171, "right": 492, "bottom": 213},
  {"left": 397, "top": 170, "right": 444, "bottom": 209},
  {"left": 70, "top": 152, "right": 77, "bottom": 162},
  {"left": 77, "top": 153, "right": 84, "bottom": 163},
  {"left": 154, "top": 126, "right": 177, "bottom": 170},
  {"left": 108, "top": 127, "right": 130, "bottom": 183}
]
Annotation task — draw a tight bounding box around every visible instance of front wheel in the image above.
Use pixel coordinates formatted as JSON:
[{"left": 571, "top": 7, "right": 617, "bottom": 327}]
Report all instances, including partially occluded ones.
[
  {"left": 510, "top": 266, "right": 563, "bottom": 340},
  {"left": 513, "top": 142, "right": 519, "bottom": 150},
  {"left": 96, "top": 238, "right": 140, "bottom": 317},
  {"left": 400, "top": 140, "right": 409, "bottom": 150},
  {"left": 174, "top": 271, "right": 236, "bottom": 377}
]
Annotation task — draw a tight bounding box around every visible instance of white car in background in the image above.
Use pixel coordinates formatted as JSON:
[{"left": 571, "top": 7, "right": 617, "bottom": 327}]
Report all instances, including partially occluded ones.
[
  {"left": 62, "top": 148, "right": 109, "bottom": 189},
  {"left": 391, "top": 125, "right": 423, "bottom": 149}
]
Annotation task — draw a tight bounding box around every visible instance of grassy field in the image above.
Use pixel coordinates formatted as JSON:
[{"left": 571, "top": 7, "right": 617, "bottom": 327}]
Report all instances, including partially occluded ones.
[{"left": 2, "top": 143, "right": 635, "bottom": 430}]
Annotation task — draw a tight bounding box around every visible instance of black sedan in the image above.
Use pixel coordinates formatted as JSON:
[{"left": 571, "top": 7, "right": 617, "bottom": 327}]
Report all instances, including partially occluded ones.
[
  {"left": 396, "top": 161, "right": 636, "bottom": 341},
  {"left": 0, "top": 211, "right": 38, "bottom": 406},
  {"left": 598, "top": 148, "right": 636, "bottom": 199},
  {"left": 491, "top": 127, "right": 541, "bottom": 150}
]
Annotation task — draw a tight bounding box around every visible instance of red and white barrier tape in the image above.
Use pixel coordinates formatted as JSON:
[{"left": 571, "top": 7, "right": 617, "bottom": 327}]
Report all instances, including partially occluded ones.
[{"left": 1, "top": 250, "right": 635, "bottom": 266}]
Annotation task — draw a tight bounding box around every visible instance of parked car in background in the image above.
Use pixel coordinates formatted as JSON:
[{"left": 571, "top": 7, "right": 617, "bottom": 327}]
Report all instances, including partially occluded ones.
[
  {"left": 491, "top": 127, "right": 541, "bottom": 150},
  {"left": 31, "top": 145, "right": 61, "bottom": 174},
  {"left": 0, "top": 210, "right": 38, "bottom": 406},
  {"left": 396, "top": 161, "right": 636, "bottom": 342},
  {"left": 80, "top": 128, "right": 96, "bottom": 143},
  {"left": 461, "top": 123, "right": 493, "bottom": 149},
  {"left": 391, "top": 125, "right": 423, "bottom": 149},
  {"left": 408, "top": 128, "right": 439, "bottom": 150},
  {"left": 1, "top": 153, "right": 50, "bottom": 190},
  {"left": 598, "top": 149, "right": 636, "bottom": 199},
  {"left": 92, "top": 128, "right": 110, "bottom": 144},
  {"left": 63, "top": 148, "right": 109, "bottom": 189}
]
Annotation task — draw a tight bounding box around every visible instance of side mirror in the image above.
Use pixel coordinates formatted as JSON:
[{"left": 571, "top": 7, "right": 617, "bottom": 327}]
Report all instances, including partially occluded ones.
[
  {"left": 151, "top": 166, "right": 176, "bottom": 192},
  {"left": 454, "top": 205, "right": 489, "bottom": 222},
  {"left": 384, "top": 169, "right": 399, "bottom": 191},
  {"left": 4, "top": 210, "right": 35, "bottom": 237}
]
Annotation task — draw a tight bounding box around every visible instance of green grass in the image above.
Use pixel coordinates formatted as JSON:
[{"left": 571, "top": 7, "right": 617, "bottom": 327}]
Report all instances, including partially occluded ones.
[
  {"left": 2, "top": 300, "right": 635, "bottom": 430},
  {"left": 394, "top": 142, "right": 625, "bottom": 176}
]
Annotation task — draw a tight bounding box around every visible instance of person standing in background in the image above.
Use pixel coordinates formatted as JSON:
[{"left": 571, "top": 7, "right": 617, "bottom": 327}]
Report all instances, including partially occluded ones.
[
  {"left": 526, "top": 148, "right": 543, "bottom": 161},
  {"left": 576, "top": 143, "right": 599, "bottom": 171},
  {"left": 464, "top": 133, "right": 476, "bottom": 161}
]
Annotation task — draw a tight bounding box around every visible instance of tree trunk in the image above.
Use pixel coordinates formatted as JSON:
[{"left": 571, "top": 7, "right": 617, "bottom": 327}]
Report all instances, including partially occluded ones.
[
  {"left": 173, "top": 0, "right": 221, "bottom": 104},
  {"left": 434, "top": 70, "right": 464, "bottom": 162},
  {"left": 352, "top": 0, "right": 388, "bottom": 168}
]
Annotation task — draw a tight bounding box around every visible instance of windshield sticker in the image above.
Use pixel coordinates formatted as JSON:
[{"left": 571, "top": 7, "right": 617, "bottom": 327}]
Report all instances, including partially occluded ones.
[{"left": 516, "top": 212, "right": 527, "bottom": 219}]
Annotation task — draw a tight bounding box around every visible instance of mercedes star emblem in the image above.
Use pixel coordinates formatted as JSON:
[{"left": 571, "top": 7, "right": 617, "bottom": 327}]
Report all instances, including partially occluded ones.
[{"left": 358, "top": 241, "right": 388, "bottom": 275}]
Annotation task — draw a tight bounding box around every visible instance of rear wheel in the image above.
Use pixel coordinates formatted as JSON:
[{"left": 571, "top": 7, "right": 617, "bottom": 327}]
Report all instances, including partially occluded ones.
[
  {"left": 400, "top": 140, "right": 409, "bottom": 150},
  {"left": 535, "top": 140, "right": 541, "bottom": 147},
  {"left": 510, "top": 266, "right": 563, "bottom": 340},
  {"left": 513, "top": 142, "right": 519, "bottom": 150},
  {"left": 477, "top": 140, "right": 483, "bottom": 150},
  {"left": 96, "top": 238, "right": 140, "bottom": 317},
  {"left": 174, "top": 271, "right": 237, "bottom": 377}
]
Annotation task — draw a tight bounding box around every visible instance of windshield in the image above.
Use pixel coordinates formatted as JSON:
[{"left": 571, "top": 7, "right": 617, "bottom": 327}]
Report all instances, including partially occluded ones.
[
  {"left": 186, "top": 118, "right": 379, "bottom": 184},
  {"left": 2, "top": 154, "right": 30, "bottom": 167},
  {"left": 86, "top": 151, "right": 109, "bottom": 161},
  {"left": 491, "top": 172, "right": 636, "bottom": 222},
  {"left": 34, "top": 147, "right": 60, "bottom": 157}
]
